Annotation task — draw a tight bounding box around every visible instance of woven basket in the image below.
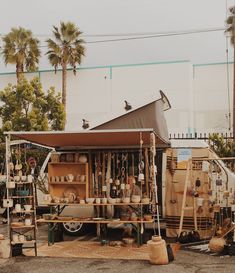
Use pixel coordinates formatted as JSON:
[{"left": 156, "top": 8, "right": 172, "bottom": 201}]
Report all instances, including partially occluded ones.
[{"left": 209, "top": 237, "right": 226, "bottom": 253}]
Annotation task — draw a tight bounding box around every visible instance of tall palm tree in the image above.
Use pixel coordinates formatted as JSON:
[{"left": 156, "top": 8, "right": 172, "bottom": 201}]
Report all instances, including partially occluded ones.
[
  {"left": 2, "top": 27, "right": 41, "bottom": 82},
  {"left": 226, "top": 6, "right": 235, "bottom": 136},
  {"left": 46, "top": 22, "right": 85, "bottom": 110}
]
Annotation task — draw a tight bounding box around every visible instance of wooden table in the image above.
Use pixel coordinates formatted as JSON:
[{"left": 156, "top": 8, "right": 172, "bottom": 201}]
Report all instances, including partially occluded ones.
[{"left": 37, "top": 218, "right": 154, "bottom": 246}]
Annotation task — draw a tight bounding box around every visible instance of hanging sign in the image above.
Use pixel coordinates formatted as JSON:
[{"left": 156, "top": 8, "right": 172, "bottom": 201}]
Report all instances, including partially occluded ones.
[{"left": 177, "top": 148, "right": 192, "bottom": 169}]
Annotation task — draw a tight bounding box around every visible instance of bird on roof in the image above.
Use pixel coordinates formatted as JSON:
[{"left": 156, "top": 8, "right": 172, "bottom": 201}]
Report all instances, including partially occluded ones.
[
  {"left": 124, "top": 100, "right": 132, "bottom": 111},
  {"left": 82, "top": 119, "right": 89, "bottom": 129}
]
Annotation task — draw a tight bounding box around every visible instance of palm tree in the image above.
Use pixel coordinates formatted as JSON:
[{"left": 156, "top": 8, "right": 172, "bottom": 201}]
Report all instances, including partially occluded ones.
[
  {"left": 46, "top": 22, "right": 85, "bottom": 110},
  {"left": 226, "top": 6, "right": 235, "bottom": 136},
  {"left": 2, "top": 27, "right": 40, "bottom": 82}
]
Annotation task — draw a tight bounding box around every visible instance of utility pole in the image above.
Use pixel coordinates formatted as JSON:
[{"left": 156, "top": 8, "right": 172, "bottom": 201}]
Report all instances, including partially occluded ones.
[{"left": 233, "top": 12, "right": 235, "bottom": 136}]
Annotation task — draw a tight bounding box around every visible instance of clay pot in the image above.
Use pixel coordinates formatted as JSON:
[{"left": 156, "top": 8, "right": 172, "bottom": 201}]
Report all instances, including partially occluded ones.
[
  {"left": 24, "top": 205, "right": 32, "bottom": 211},
  {"left": 14, "top": 176, "right": 20, "bottom": 182},
  {"left": 122, "top": 197, "right": 130, "bottom": 204},
  {"left": 15, "top": 204, "right": 21, "bottom": 212},
  {"left": 131, "top": 195, "right": 141, "bottom": 203},
  {"left": 144, "top": 214, "right": 153, "bottom": 221},
  {"left": 12, "top": 234, "right": 18, "bottom": 243},
  {"left": 51, "top": 152, "right": 60, "bottom": 163},
  {"left": 25, "top": 218, "right": 32, "bottom": 226},
  {"left": 209, "top": 237, "right": 226, "bottom": 253},
  {"left": 102, "top": 198, "right": 107, "bottom": 204},
  {"left": 18, "top": 235, "right": 25, "bottom": 242},
  {"left": 66, "top": 174, "right": 74, "bottom": 182},
  {"left": 78, "top": 155, "right": 87, "bottom": 163},
  {"left": 80, "top": 175, "right": 85, "bottom": 183},
  {"left": 6, "top": 182, "right": 15, "bottom": 189},
  {"left": 147, "top": 236, "right": 168, "bottom": 265}
]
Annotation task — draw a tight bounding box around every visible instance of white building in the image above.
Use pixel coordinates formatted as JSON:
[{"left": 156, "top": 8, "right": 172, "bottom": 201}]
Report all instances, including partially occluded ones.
[{"left": 0, "top": 60, "right": 233, "bottom": 135}]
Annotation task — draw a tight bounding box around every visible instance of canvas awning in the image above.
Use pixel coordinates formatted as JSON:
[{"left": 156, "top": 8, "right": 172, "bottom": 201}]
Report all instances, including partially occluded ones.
[
  {"left": 5, "top": 129, "right": 169, "bottom": 150},
  {"left": 91, "top": 94, "right": 170, "bottom": 146}
]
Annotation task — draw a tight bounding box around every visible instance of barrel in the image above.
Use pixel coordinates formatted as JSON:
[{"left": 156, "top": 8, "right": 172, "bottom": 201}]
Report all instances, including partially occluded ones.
[{"left": 147, "top": 235, "right": 169, "bottom": 265}]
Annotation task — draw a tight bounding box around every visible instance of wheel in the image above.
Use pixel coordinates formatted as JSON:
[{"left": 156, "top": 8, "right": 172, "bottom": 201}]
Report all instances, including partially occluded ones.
[{"left": 62, "top": 222, "right": 85, "bottom": 236}]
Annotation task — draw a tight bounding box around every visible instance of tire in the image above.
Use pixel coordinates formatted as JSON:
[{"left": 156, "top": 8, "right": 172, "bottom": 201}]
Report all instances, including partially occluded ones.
[{"left": 62, "top": 222, "right": 86, "bottom": 236}]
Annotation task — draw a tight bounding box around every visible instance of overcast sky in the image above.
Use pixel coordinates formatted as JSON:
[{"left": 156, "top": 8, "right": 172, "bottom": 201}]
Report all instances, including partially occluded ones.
[{"left": 0, "top": 0, "right": 234, "bottom": 72}]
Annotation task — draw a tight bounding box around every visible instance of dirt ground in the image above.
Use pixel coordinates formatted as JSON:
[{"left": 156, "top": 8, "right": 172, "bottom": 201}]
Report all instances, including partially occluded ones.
[{"left": 1, "top": 221, "right": 235, "bottom": 273}]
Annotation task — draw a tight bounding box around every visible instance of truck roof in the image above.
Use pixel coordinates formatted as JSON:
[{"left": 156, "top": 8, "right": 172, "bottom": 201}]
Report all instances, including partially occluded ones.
[{"left": 170, "top": 139, "right": 209, "bottom": 148}]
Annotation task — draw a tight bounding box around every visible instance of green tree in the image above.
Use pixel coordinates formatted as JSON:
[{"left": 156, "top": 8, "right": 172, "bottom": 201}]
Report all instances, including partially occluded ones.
[
  {"left": 209, "top": 133, "right": 235, "bottom": 172},
  {"left": 46, "top": 22, "right": 85, "bottom": 110},
  {"left": 2, "top": 27, "right": 41, "bottom": 82},
  {"left": 0, "top": 77, "right": 65, "bottom": 139},
  {"left": 226, "top": 7, "right": 235, "bottom": 136}
]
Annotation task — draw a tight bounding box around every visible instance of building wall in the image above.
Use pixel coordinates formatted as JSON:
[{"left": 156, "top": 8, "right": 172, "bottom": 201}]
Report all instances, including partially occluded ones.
[
  {"left": 0, "top": 60, "right": 232, "bottom": 134},
  {"left": 193, "top": 63, "right": 233, "bottom": 134}
]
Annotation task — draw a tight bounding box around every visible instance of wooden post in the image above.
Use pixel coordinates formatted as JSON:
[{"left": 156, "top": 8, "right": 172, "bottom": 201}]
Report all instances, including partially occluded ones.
[{"left": 144, "top": 148, "right": 149, "bottom": 196}]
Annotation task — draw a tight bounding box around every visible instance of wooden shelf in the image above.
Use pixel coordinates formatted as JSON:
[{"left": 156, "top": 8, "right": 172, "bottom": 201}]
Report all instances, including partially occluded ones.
[
  {"left": 15, "top": 182, "right": 32, "bottom": 184},
  {"left": 11, "top": 240, "right": 36, "bottom": 245},
  {"left": 49, "top": 181, "right": 86, "bottom": 185},
  {"left": 11, "top": 225, "right": 35, "bottom": 229},
  {"left": 37, "top": 219, "right": 154, "bottom": 224},
  {"left": 11, "top": 210, "right": 35, "bottom": 214},
  {"left": 49, "top": 162, "right": 87, "bottom": 165},
  {"left": 11, "top": 196, "right": 33, "bottom": 199},
  {"left": 47, "top": 202, "right": 151, "bottom": 206}
]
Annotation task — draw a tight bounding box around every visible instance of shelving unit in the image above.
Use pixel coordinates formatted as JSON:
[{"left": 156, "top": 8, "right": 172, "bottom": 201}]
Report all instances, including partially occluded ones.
[
  {"left": 7, "top": 178, "right": 38, "bottom": 256},
  {"left": 48, "top": 162, "right": 89, "bottom": 200}
]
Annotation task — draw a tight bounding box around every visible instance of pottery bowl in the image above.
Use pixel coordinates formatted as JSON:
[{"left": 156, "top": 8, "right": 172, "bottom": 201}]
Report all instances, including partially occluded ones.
[
  {"left": 144, "top": 214, "right": 153, "bottom": 221},
  {"left": 122, "top": 197, "right": 130, "bottom": 204},
  {"left": 141, "top": 197, "right": 150, "bottom": 204},
  {"left": 123, "top": 237, "right": 135, "bottom": 245},
  {"left": 24, "top": 205, "right": 32, "bottom": 211},
  {"left": 86, "top": 198, "right": 95, "bottom": 204},
  {"left": 131, "top": 195, "right": 141, "bottom": 203},
  {"left": 108, "top": 198, "right": 116, "bottom": 204}
]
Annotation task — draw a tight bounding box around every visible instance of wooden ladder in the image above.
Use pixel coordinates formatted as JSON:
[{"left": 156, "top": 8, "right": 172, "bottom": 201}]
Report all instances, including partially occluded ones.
[{"left": 178, "top": 159, "right": 198, "bottom": 235}]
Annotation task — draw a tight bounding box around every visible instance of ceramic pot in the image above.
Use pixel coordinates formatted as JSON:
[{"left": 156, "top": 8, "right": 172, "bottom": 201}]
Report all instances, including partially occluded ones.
[
  {"left": 27, "top": 175, "right": 33, "bottom": 183},
  {"left": 147, "top": 236, "right": 168, "bottom": 265},
  {"left": 21, "top": 176, "right": 27, "bottom": 182},
  {"left": 25, "top": 218, "right": 32, "bottom": 226},
  {"left": 12, "top": 234, "right": 18, "bottom": 243},
  {"left": 66, "top": 174, "right": 74, "bottom": 182},
  {"left": 96, "top": 198, "right": 101, "bottom": 204},
  {"left": 43, "top": 194, "right": 52, "bottom": 204},
  {"left": 78, "top": 155, "right": 87, "bottom": 163},
  {"left": 24, "top": 204, "right": 32, "bottom": 211},
  {"left": 120, "top": 183, "right": 125, "bottom": 190},
  {"left": 122, "top": 197, "right": 130, "bottom": 204},
  {"left": 138, "top": 173, "right": 144, "bottom": 181},
  {"left": 18, "top": 235, "right": 25, "bottom": 243},
  {"left": 15, "top": 204, "right": 21, "bottom": 212},
  {"left": 131, "top": 195, "right": 141, "bottom": 203},
  {"left": 55, "top": 176, "right": 60, "bottom": 182},
  {"left": 6, "top": 182, "right": 15, "bottom": 189},
  {"left": 51, "top": 152, "right": 60, "bottom": 163},
  {"left": 102, "top": 198, "right": 107, "bottom": 204},
  {"left": 14, "top": 176, "right": 20, "bottom": 182},
  {"left": 80, "top": 175, "right": 85, "bottom": 183}
]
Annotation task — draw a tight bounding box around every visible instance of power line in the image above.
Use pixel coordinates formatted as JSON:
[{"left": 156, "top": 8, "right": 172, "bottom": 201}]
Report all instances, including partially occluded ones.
[{"left": 0, "top": 27, "right": 226, "bottom": 48}]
